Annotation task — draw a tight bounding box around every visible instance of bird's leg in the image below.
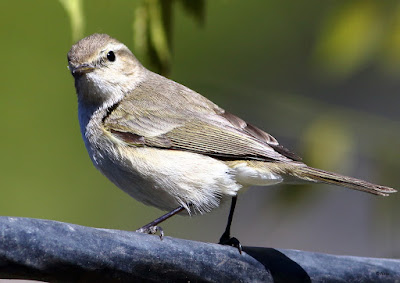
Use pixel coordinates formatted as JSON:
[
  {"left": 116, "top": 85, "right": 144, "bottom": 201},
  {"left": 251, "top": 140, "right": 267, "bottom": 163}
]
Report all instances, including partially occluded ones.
[
  {"left": 218, "top": 196, "right": 242, "bottom": 254},
  {"left": 136, "top": 205, "right": 185, "bottom": 239}
]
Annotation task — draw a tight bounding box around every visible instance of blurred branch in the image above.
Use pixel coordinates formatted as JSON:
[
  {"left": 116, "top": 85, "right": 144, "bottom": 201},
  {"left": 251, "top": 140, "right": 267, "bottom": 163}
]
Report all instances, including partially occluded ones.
[
  {"left": 133, "top": 0, "right": 173, "bottom": 75},
  {"left": 59, "top": 0, "right": 85, "bottom": 42},
  {"left": 0, "top": 217, "right": 399, "bottom": 282},
  {"left": 133, "top": 0, "right": 205, "bottom": 76}
]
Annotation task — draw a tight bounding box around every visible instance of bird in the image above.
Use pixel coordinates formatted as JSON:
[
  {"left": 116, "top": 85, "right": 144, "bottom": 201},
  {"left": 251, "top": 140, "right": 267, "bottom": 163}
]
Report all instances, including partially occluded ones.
[{"left": 67, "top": 33, "right": 397, "bottom": 251}]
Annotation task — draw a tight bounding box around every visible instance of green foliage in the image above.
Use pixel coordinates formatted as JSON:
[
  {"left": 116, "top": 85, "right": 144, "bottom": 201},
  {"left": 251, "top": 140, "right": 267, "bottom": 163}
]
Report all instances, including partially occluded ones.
[
  {"left": 59, "top": 0, "right": 85, "bottom": 41},
  {"left": 132, "top": 0, "right": 204, "bottom": 75},
  {"left": 133, "top": 0, "right": 173, "bottom": 75},
  {"left": 313, "top": 0, "right": 400, "bottom": 79}
]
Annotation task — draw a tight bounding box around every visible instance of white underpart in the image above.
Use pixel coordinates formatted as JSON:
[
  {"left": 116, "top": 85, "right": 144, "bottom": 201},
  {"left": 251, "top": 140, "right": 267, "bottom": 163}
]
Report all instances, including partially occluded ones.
[
  {"left": 231, "top": 162, "right": 283, "bottom": 186},
  {"left": 117, "top": 147, "right": 242, "bottom": 214}
]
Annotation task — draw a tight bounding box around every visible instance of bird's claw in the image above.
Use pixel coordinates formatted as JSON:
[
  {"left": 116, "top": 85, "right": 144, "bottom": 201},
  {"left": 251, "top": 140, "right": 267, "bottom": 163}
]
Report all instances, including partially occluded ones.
[
  {"left": 136, "top": 225, "right": 164, "bottom": 240},
  {"left": 219, "top": 234, "right": 243, "bottom": 254}
]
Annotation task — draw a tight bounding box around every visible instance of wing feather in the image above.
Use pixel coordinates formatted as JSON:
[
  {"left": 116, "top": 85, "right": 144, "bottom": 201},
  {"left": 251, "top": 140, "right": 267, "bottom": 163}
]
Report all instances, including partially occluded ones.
[{"left": 103, "top": 72, "right": 300, "bottom": 162}]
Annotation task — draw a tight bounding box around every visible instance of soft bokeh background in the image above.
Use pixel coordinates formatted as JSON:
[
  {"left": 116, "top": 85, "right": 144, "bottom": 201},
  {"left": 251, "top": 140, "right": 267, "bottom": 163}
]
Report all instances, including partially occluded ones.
[{"left": 0, "top": 0, "right": 399, "bottom": 258}]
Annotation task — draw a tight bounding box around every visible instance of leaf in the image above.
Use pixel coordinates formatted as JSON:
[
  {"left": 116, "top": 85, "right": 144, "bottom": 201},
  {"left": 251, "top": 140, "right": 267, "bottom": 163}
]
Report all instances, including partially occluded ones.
[
  {"left": 178, "top": 0, "right": 206, "bottom": 25},
  {"left": 59, "top": 0, "right": 85, "bottom": 42},
  {"left": 132, "top": 0, "right": 206, "bottom": 76},
  {"left": 148, "top": 0, "right": 172, "bottom": 70},
  {"left": 133, "top": 0, "right": 173, "bottom": 75},
  {"left": 313, "top": 1, "right": 383, "bottom": 80}
]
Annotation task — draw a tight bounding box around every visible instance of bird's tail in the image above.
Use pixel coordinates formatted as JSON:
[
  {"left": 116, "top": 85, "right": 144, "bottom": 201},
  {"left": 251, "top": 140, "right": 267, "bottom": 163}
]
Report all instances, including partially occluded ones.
[{"left": 293, "top": 166, "right": 397, "bottom": 196}]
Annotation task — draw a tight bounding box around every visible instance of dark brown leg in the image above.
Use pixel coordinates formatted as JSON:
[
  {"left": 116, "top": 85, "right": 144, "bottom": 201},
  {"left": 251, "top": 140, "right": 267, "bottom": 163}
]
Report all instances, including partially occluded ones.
[
  {"left": 218, "top": 196, "right": 242, "bottom": 254},
  {"left": 136, "top": 206, "right": 185, "bottom": 239}
]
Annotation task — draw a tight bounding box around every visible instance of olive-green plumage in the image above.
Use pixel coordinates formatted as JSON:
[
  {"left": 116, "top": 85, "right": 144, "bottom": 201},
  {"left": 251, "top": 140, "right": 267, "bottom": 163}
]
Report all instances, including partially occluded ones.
[{"left": 68, "top": 33, "right": 396, "bottom": 216}]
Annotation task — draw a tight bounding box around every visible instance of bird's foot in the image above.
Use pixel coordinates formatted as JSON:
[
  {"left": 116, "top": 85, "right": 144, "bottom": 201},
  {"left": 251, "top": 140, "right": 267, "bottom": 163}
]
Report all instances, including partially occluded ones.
[
  {"left": 136, "top": 225, "right": 164, "bottom": 240},
  {"left": 219, "top": 232, "right": 242, "bottom": 254}
]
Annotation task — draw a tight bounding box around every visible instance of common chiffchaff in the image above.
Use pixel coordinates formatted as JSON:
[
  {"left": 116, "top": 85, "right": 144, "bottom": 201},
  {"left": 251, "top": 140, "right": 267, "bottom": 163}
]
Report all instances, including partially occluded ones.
[{"left": 67, "top": 34, "right": 396, "bottom": 246}]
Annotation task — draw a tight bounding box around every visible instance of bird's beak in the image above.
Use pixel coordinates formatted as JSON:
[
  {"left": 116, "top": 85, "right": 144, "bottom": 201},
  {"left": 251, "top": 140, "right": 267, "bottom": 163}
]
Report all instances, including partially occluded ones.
[{"left": 68, "top": 63, "right": 95, "bottom": 77}]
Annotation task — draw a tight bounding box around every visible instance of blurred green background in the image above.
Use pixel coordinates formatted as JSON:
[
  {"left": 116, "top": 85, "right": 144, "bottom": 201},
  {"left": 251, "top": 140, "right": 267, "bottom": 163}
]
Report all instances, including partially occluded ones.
[{"left": 0, "top": 0, "right": 399, "bottom": 258}]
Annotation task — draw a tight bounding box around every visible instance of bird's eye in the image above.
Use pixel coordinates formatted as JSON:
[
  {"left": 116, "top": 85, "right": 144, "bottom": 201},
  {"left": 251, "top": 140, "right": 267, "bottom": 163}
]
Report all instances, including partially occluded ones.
[{"left": 107, "top": 51, "right": 116, "bottom": 62}]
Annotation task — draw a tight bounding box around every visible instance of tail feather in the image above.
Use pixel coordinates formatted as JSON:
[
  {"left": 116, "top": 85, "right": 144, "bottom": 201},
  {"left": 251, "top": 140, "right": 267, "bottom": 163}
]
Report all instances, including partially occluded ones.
[{"left": 294, "top": 166, "right": 397, "bottom": 196}]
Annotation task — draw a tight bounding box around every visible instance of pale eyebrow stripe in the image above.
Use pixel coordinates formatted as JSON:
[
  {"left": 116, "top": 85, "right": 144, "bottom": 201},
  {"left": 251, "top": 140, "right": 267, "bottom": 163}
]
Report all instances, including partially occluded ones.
[{"left": 116, "top": 49, "right": 133, "bottom": 58}]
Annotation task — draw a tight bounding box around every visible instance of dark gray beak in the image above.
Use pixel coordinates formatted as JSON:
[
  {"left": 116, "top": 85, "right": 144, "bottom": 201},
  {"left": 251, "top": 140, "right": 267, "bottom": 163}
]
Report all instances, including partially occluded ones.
[{"left": 68, "top": 63, "right": 95, "bottom": 77}]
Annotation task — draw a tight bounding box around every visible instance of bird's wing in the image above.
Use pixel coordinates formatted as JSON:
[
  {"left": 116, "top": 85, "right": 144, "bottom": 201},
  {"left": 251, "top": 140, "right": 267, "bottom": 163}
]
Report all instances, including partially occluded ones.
[{"left": 103, "top": 75, "right": 301, "bottom": 162}]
